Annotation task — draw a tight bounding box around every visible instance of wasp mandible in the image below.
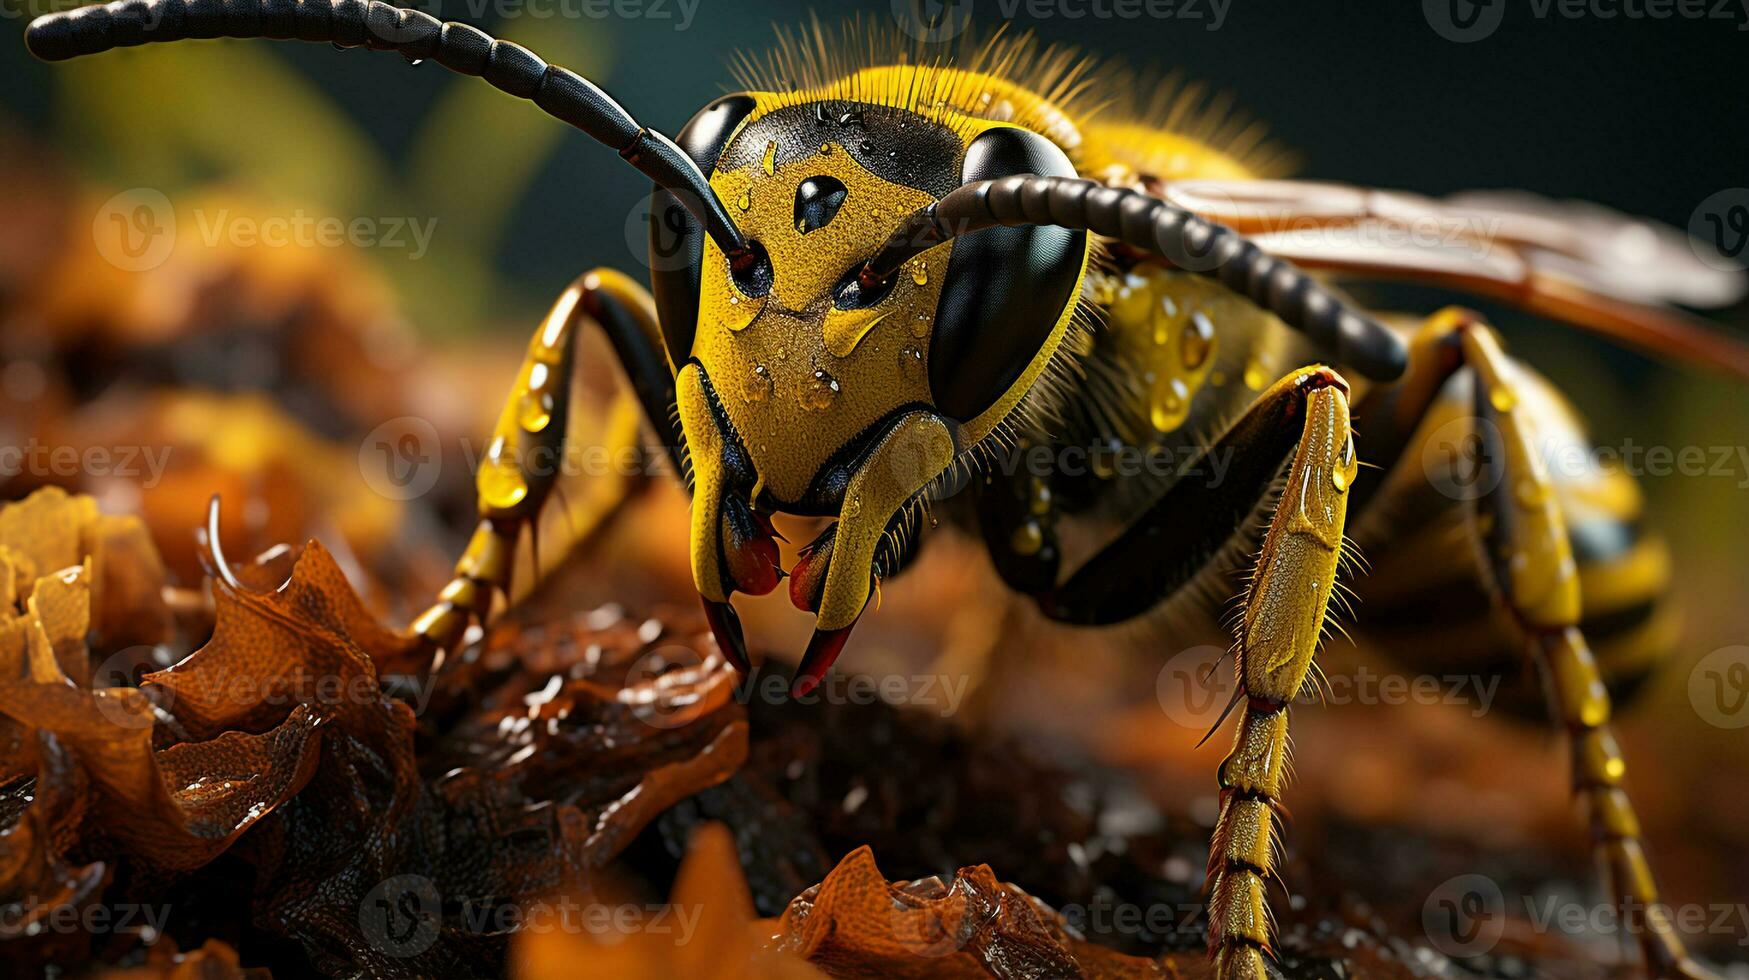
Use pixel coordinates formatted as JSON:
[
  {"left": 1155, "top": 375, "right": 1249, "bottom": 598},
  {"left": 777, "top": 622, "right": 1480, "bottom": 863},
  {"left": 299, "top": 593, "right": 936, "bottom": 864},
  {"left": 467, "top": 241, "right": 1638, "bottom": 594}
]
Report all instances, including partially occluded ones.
[{"left": 27, "top": 7, "right": 1747, "bottom": 978}]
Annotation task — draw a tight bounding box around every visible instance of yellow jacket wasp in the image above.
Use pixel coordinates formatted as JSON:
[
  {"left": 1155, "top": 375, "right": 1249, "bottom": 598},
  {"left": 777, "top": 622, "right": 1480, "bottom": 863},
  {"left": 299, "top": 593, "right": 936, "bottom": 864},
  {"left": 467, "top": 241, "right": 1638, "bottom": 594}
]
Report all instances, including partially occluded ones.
[{"left": 27, "top": 6, "right": 1748, "bottom": 977}]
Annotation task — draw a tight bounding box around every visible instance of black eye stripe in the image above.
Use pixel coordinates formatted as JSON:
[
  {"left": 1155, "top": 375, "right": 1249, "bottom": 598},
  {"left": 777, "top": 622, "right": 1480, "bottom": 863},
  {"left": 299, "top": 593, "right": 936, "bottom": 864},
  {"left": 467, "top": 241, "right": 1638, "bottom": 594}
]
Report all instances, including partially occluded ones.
[{"left": 795, "top": 175, "right": 848, "bottom": 234}]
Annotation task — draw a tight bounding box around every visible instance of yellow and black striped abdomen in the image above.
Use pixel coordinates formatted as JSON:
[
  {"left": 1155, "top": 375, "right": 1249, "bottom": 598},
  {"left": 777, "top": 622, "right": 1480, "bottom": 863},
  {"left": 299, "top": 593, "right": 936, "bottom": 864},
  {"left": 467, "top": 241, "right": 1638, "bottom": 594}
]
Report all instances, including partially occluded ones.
[{"left": 1355, "top": 361, "right": 1678, "bottom": 716}]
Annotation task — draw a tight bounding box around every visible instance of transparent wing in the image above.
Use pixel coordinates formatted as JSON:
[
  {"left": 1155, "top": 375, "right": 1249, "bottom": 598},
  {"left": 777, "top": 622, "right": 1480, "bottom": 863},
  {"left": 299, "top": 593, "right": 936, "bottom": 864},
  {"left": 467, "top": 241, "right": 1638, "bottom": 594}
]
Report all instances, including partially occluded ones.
[{"left": 1157, "top": 179, "right": 1749, "bottom": 378}]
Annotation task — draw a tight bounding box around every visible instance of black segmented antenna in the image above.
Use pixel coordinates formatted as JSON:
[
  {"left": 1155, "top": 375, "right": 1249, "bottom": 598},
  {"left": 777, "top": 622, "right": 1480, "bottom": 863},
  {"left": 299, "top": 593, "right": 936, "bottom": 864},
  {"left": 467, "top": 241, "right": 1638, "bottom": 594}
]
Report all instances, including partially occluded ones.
[
  {"left": 863, "top": 175, "right": 1408, "bottom": 381},
  {"left": 25, "top": 0, "right": 748, "bottom": 257}
]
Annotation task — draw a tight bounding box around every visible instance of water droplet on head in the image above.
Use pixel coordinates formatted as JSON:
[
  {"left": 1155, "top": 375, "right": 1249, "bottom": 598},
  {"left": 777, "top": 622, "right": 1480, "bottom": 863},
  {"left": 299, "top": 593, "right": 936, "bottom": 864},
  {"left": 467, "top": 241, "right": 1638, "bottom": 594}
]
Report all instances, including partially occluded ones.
[
  {"left": 898, "top": 344, "right": 924, "bottom": 379},
  {"left": 910, "top": 262, "right": 928, "bottom": 286},
  {"left": 800, "top": 367, "right": 841, "bottom": 410},
  {"left": 736, "top": 190, "right": 751, "bottom": 211},
  {"left": 910, "top": 312, "right": 931, "bottom": 338},
  {"left": 1010, "top": 520, "right": 1044, "bottom": 556},
  {"left": 744, "top": 362, "right": 771, "bottom": 403}
]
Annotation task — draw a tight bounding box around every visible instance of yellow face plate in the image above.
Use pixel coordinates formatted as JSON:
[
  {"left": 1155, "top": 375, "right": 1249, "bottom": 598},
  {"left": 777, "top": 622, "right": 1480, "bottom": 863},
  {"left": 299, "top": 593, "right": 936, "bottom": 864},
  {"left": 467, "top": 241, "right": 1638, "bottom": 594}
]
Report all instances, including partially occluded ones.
[{"left": 693, "top": 140, "right": 951, "bottom": 505}]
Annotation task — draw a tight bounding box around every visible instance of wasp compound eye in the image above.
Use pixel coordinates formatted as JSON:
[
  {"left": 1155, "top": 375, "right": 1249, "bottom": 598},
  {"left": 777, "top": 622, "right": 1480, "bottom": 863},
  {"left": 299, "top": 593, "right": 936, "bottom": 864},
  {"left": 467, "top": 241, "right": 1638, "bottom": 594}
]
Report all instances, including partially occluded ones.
[{"left": 795, "top": 175, "right": 848, "bottom": 235}]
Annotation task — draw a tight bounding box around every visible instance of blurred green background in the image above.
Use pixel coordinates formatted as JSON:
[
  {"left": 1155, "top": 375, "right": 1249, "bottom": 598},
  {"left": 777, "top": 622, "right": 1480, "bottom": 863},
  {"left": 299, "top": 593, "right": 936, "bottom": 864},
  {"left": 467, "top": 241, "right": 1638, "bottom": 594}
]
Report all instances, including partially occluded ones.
[{"left": 6, "top": 0, "right": 1749, "bottom": 338}]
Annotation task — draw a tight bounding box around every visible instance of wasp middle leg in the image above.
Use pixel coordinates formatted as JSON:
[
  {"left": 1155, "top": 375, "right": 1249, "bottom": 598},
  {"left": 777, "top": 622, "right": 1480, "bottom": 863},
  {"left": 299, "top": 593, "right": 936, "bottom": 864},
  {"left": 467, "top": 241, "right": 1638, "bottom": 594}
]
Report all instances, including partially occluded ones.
[
  {"left": 987, "top": 366, "right": 1358, "bottom": 980},
  {"left": 409, "top": 268, "right": 679, "bottom": 658},
  {"left": 1350, "top": 308, "right": 1713, "bottom": 980}
]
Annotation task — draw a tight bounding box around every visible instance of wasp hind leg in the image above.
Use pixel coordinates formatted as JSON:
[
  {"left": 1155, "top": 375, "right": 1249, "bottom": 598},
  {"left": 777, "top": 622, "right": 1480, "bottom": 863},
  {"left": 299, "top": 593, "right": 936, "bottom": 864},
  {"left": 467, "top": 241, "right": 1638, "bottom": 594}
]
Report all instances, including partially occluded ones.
[
  {"left": 1357, "top": 309, "right": 1714, "bottom": 980},
  {"left": 1005, "top": 367, "right": 1359, "bottom": 980},
  {"left": 409, "top": 269, "right": 679, "bottom": 658}
]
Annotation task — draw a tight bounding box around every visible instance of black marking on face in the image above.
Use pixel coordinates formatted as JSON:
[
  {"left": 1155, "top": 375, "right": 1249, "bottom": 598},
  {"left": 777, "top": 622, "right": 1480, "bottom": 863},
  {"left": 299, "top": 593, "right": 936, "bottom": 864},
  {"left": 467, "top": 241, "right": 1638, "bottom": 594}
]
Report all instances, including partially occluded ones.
[
  {"left": 795, "top": 175, "right": 848, "bottom": 234},
  {"left": 716, "top": 101, "right": 961, "bottom": 197}
]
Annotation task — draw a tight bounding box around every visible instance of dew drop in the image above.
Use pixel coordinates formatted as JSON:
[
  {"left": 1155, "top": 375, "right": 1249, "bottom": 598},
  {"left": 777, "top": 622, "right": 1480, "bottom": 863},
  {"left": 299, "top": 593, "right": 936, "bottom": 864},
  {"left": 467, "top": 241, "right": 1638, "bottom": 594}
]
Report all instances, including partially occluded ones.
[
  {"left": 1149, "top": 377, "right": 1191, "bottom": 433},
  {"left": 744, "top": 363, "right": 772, "bottom": 403},
  {"left": 517, "top": 389, "right": 553, "bottom": 433},
  {"left": 911, "top": 312, "right": 932, "bottom": 338},
  {"left": 1243, "top": 356, "right": 1269, "bottom": 391},
  {"left": 479, "top": 440, "right": 528, "bottom": 510},
  {"left": 1109, "top": 274, "right": 1151, "bottom": 327},
  {"left": 1490, "top": 386, "right": 1518, "bottom": 413},
  {"left": 1028, "top": 482, "right": 1053, "bottom": 517},
  {"left": 736, "top": 190, "right": 751, "bottom": 211},
  {"left": 1181, "top": 310, "right": 1215, "bottom": 369},
  {"left": 1010, "top": 520, "right": 1044, "bottom": 556},
  {"left": 910, "top": 262, "right": 929, "bottom": 286},
  {"left": 898, "top": 344, "right": 925, "bottom": 379},
  {"left": 1151, "top": 294, "right": 1180, "bottom": 346},
  {"left": 801, "top": 367, "right": 841, "bottom": 410}
]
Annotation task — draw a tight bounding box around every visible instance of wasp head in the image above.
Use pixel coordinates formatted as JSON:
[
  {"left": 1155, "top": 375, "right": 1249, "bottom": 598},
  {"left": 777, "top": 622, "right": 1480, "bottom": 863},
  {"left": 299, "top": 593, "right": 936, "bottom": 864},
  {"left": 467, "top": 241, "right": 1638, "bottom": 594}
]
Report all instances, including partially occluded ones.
[{"left": 656, "top": 97, "right": 1089, "bottom": 691}]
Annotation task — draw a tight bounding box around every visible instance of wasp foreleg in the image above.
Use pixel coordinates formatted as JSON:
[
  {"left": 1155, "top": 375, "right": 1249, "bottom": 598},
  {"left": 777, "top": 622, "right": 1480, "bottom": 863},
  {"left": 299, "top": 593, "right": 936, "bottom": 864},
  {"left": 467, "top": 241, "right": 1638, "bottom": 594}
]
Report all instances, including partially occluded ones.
[
  {"left": 410, "top": 269, "right": 677, "bottom": 659},
  {"left": 1206, "top": 368, "right": 1357, "bottom": 980}
]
